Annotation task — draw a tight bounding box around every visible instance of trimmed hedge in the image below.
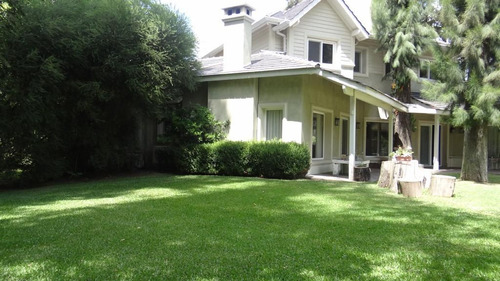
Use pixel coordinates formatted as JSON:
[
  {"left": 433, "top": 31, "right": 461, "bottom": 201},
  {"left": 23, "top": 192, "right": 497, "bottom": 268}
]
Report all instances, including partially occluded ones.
[{"left": 156, "top": 140, "right": 310, "bottom": 179}]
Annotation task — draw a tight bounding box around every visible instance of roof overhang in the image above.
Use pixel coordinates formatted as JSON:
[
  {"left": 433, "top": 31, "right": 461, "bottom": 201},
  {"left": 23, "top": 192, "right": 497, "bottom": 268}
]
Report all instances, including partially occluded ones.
[{"left": 198, "top": 66, "right": 409, "bottom": 113}]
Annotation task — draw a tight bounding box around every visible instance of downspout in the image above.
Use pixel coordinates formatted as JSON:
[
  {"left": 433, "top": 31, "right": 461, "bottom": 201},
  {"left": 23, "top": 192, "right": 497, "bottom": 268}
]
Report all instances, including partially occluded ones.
[
  {"left": 276, "top": 30, "right": 287, "bottom": 54},
  {"left": 272, "top": 20, "right": 289, "bottom": 54}
]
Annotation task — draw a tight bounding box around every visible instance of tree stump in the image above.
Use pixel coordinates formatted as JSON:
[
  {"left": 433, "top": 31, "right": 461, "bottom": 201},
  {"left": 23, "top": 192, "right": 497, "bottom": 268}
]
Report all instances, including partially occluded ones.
[
  {"left": 430, "top": 175, "right": 456, "bottom": 197},
  {"left": 378, "top": 161, "right": 395, "bottom": 187},
  {"left": 354, "top": 166, "right": 370, "bottom": 181},
  {"left": 399, "top": 180, "right": 423, "bottom": 197},
  {"left": 378, "top": 160, "right": 425, "bottom": 193}
]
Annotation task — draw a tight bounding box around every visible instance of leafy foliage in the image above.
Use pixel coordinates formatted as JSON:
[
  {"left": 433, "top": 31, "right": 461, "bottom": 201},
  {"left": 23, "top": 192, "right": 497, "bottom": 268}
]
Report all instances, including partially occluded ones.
[
  {"left": 372, "top": 0, "right": 437, "bottom": 148},
  {"left": 422, "top": 0, "right": 500, "bottom": 182},
  {"left": 157, "top": 105, "right": 228, "bottom": 147},
  {"left": 156, "top": 140, "right": 311, "bottom": 179},
  {"left": 0, "top": 0, "right": 198, "bottom": 185}
]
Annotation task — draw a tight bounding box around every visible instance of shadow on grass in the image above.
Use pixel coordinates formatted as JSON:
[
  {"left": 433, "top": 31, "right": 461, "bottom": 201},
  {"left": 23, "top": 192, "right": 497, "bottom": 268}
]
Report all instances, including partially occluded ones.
[{"left": 1, "top": 174, "right": 499, "bottom": 280}]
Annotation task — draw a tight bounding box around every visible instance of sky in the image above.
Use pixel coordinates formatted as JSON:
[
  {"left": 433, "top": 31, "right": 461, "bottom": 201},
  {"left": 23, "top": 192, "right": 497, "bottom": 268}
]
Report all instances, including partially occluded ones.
[
  {"left": 159, "top": 0, "right": 372, "bottom": 57},
  {"left": 159, "top": 0, "right": 289, "bottom": 57}
]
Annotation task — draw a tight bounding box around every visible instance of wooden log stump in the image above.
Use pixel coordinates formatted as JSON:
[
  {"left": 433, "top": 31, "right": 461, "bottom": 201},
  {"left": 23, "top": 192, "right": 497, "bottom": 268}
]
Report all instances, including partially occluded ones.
[
  {"left": 378, "top": 161, "right": 394, "bottom": 187},
  {"left": 399, "top": 180, "right": 423, "bottom": 198},
  {"left": 378, "top": 160, "right": 425, "bottom": 193},
  {"left": 354, "top": 166, "right": 370, "bottom": 181},
  {"left": 430, "top": 175, "right": 456, "bottom": 197}
]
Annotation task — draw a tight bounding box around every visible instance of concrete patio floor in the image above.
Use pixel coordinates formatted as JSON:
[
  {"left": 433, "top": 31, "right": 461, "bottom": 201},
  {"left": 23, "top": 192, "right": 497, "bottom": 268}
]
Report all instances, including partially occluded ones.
[
  {"left": 306, "top": 168, "right": 462, "bottom": 183},
  {"left": 306, "top": 168, "right": 381, "bottom": 182}
]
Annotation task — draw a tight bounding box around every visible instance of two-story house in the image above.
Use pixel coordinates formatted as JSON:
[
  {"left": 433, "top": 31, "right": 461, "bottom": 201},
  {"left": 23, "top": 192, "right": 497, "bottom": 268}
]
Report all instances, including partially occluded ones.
[{"left": 181, "top": 0, "right": 495, "bottom": 179}]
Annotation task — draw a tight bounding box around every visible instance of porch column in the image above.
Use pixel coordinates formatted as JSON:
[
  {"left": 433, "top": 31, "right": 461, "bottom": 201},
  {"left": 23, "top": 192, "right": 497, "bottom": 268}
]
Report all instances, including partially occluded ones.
[
  {"left": 388, "top": 110, "right": 394, "bottom": 155},
  {"left": 349, "top": 94, "right": 357, "bottom": 181},
  {"left": 433, "top": 115, "right": 440, "bottom": 171}
]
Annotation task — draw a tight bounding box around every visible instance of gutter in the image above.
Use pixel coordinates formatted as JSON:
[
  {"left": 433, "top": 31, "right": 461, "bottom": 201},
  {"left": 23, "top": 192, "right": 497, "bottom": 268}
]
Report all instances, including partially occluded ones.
[{"left": 272, "top": 20, "right": 290, "bottom": 54}]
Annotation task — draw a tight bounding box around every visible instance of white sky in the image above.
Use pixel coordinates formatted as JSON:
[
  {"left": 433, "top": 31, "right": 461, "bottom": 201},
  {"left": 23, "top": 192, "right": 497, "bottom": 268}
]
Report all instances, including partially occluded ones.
[
  {"left": 159, "top": 0, "right": 372, "bottom": 57},
  {"left": 159, "top": 0, "right": 288, "bottom": 57}
]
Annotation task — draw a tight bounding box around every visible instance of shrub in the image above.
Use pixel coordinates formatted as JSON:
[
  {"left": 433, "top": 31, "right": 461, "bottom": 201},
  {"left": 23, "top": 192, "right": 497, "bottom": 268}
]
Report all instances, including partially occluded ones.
[
  {"left": 157, "top": 105, "right": 228, "bottom": 146},
  {"left": 213, "top": 141, "right": 249, "bottom": 176},
  {"left": 156, "top": 140, "right": 310, "bottom": 179},
  {"left": 248, "top": 141, "right": 310, "bottom": 179}
]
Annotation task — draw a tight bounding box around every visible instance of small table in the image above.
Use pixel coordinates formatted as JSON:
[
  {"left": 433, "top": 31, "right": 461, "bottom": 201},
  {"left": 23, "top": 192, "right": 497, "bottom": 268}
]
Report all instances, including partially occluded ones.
[{"left": 332, "top": 159, "right": 370, "bottom": 175}]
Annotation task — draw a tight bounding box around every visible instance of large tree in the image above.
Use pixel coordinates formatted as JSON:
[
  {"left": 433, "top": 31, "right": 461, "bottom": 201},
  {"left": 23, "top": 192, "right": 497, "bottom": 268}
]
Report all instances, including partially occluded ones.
[
  {"left": 0, "top": 0, "right": 198, "bottom": 183},
  {"left": 372, "top": 0, "right": 437, "bottom": 149},
  {"left": 423, "top": 0, "right": 500, "bottom": 182}
]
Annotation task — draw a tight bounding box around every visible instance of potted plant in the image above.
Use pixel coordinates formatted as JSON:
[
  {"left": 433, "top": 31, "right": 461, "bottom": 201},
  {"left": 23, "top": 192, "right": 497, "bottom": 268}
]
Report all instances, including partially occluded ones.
[{"left": 390, "top": 146, "right": 413, "bottom": 162}]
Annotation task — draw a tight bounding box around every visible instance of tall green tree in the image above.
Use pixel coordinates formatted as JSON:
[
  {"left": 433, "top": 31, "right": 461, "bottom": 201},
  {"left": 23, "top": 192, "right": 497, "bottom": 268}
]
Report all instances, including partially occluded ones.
[
  {"left": 372, "top": 0, "right": 437, "bottom": 149},
  {"left": 0, "top": 0, "right": 198, "bottom": 184},
  {"left": 286, "top": 0, "right": 301, "bottom": 9},
  {"left": 423, "top": 0, "right": 500, "bottom": 182}
]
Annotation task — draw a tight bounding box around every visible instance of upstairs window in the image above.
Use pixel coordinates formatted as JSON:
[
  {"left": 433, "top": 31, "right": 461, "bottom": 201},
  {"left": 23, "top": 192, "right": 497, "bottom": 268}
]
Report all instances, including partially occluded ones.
[
  {"left": 419, "top": 60, "right": 435, "bottom": 79},
  {"left": 385, "top": 63, "right": 391, "bottom": 75},
  {"left": 308, "top": 40, "right": 334, "bottom": 64},
  {"left": 354, "top": 49, "right": 367, "bottom": 75}
]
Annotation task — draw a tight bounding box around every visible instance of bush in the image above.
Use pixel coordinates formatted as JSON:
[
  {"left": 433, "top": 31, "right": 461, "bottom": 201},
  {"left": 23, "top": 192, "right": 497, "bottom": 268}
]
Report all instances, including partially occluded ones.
[
  {"left": 156, "top": 140, "right": 310, "bottom": 179},
  {"left": 248, "top": 141, "right": 310, "bottom": 179},
  {"left": 157, "top": 105, "right": 228, "bottom": 146},
  {"left": 213, "top": 141, "right": 249, "bottom": 176}
]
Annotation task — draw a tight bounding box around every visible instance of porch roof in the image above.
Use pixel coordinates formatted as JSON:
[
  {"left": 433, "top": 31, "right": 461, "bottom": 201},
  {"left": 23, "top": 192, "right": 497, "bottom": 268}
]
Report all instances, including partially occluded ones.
[{"left": 199, "top": 51, "right": 432, "bottom": 113}]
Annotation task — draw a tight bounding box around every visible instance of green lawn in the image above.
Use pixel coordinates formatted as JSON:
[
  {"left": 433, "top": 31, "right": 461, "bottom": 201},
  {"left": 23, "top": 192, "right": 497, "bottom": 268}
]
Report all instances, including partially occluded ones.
[{"left": 1, "top": 173, "right": 499, "bottom": 280}]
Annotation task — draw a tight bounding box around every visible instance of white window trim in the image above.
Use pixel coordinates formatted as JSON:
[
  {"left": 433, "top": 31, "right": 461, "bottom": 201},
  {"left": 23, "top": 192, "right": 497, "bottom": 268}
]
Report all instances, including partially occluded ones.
[
  {"left": 363, "top": 118, "right": 389, "bottom": 158},
  {"left": 419, "top": 59, "right": 434, "bottom": 80},
  {"left": 311, "top": 111, "right": 326, "bottom": 160},
  {"left": 339, "top": 113, "right": 350, "bottom": 157},
  {"left": 258, "top": 103, "right": 287, "bottom": 141},
  {"left": 353, "top": 47, "right": 369, "bottom": 77},
  {"left": 311, "top": 106, "right": 332, "bottom": 161},
  {"left": 306, "top": 37, "right": 338, "bottom": 66},
  {"left": 418, "top": 120, "right": 442, "bottom": 167}
]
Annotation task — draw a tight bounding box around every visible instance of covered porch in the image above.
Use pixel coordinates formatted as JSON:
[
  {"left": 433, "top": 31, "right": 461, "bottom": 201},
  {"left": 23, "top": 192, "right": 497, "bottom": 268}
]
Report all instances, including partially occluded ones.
[{"left": 316, "top": 70, "right": 446, "bottom": 181}]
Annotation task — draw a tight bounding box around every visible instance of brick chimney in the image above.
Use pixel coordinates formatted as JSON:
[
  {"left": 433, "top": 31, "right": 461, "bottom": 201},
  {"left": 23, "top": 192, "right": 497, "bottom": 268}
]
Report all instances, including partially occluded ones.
[{"left": 222, "top": 4, "right": 254, "bottom": 71}]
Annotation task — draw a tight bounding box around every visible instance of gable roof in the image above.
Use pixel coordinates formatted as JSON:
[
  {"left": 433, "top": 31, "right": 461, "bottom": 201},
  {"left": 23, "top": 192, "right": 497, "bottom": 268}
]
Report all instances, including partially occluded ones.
[{"left": 270, "top": 0, "right": 369, "bottom": 41}]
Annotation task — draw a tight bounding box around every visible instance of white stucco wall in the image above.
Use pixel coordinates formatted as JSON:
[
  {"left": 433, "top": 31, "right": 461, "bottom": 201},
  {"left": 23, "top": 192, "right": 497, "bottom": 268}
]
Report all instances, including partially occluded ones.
[
  {"left": 208, "top": 79, "right": 258, "bottom": 141},
  {"left": 258, "top": 76, "right": 304, "bottom": 143}
]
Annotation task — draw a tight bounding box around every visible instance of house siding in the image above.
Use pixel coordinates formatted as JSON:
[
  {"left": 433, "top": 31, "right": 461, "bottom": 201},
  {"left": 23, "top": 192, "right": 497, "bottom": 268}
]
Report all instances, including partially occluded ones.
[
  {"left": 289, "top": 0, "right": 355, "bottom": 78},
  {"left": 354, "top": 39, "right": 392, "bottom": 94},
  {"left": 252, "top": 26, "right": 270, "bottom": 54}
]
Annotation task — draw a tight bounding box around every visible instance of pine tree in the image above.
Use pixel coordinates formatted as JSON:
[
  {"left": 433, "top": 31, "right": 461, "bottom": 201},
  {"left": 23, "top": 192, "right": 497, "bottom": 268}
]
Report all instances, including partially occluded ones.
[
  {"left": 423, "top": 0, "right": 500, "bottom": 182},
  {"left": 372, "top": 0, "right": 437, "bottom": 149},
  {"left": 286, "top": 0, "right": 301, "bottom": 9}
]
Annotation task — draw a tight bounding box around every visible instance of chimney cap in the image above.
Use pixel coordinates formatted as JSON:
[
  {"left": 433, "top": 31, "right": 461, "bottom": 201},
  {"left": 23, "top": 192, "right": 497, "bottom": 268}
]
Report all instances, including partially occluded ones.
[{"left": 222, "top": 3, "right": 255, "bottom": 17}]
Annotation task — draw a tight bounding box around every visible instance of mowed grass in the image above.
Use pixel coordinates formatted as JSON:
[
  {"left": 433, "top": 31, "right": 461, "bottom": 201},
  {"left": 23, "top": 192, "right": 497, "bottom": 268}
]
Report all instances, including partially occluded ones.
[{"left": 0, "top": 173, "right": 499, "bottom": 280}]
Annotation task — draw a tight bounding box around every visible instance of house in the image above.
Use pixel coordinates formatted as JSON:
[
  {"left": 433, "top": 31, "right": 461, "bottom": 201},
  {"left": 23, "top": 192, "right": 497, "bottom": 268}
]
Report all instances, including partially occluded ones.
[{"left": 180, "top": 0, "right": 498, "bottom": 179}]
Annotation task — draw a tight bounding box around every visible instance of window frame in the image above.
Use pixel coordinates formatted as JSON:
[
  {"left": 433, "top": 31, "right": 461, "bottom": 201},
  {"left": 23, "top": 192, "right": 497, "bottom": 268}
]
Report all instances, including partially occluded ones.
[
  {"left": 265, "top": 109, "right": 283, "bottom": 141},
  {"left": 353, "top": 48, "right": 368, "bottom": 76},
  {"left": 364, "top": 120, "right": 389, "bottom": 157},
  {"left": 311, "top": 111, "right": 326, "bottom": 160},
  {"left": 307, "top": 39, "right": 337, "bottom": 65},
  {"left": 258, "top": 103, "right": 286, "bottom": 141},
  {"left": 419, "top": 59, "right": 435, "bottom": 80}
]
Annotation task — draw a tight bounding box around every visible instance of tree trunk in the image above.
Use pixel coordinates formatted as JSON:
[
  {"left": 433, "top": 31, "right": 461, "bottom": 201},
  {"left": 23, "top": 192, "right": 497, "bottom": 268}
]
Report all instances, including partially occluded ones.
[
  {"left": 394, "top": 83, "right": 412, "bottom": 148},
  {"left": 461, "top": 123, "right": 488, "bottom": 182}
]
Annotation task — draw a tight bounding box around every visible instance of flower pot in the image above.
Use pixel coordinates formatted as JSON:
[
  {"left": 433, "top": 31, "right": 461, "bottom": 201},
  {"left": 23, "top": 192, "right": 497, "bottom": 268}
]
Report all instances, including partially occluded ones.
[{"left": 395, "top": 155, "right": 412, "bottom": 162}]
